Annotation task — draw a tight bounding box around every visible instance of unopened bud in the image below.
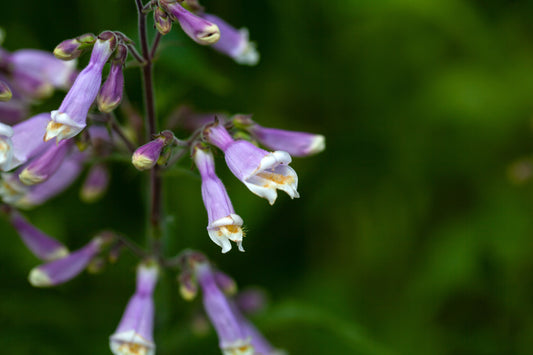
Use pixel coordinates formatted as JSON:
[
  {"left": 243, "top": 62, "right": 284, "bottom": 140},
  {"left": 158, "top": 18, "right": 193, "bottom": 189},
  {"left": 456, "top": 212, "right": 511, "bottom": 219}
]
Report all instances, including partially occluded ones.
[
  {"left": 54, "top": 33, "right": 97, "bottom": 60},
  {"left": 87, "top": 256, "right": 106, "bottom": 274},
  {"left": 80, "top": 164, "right": 110, "bottom": 202},
  {"left": 178, "top": 270, "right": 197, "bottom": 301},
  {"left": 0, "top": 80, "right": 12, "bottom": 101},
  {"left": 154, "top": 7, "right": 173, "bottom": 35},
  {"left": 131, "top": 132, "right": 174, "bottom": 171},
  {"left": 97, "top": 44, "right": 126, "bottom": 113}
]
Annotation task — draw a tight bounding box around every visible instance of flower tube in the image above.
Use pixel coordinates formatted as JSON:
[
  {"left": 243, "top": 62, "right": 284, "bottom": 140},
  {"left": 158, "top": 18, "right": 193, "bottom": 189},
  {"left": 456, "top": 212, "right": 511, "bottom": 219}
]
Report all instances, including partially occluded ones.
[
  {"left": 205, "top": 123, "right": 299, "bottom": 205},
  {"left": 193, "top": 145, "right": 244, "bottom": 253},
  {"left": 9, "top": 210, "right": 69, "bottom": 261},
  {"left": 160, "top": 0, "right": 220, "bottom": 45},
  {"left": 110, "top": 261, "right": 158, "bottom": 355},
  {"left": 45, "top": 32, "right": 116, "bottom": 142},
  {"left": 200, "top": 14, "right": 259, "bottom": 66},
  {"left": 235, "top": 116, "right": 325, "bottom": 157},
  {"left": 0, "top": 113, "right": 54, "bottom": 172},
  {"left": 28, "top": 236, "right": 103, "bottom": 287},
  {"left": 7, "top": 49, "right": 77, "bottom": 99},
  {"left": 19, "top": 139, "right": 72, "bottom": 185},
  {"left": 195, "top": 262, "right": 254, "bottom": 355}
]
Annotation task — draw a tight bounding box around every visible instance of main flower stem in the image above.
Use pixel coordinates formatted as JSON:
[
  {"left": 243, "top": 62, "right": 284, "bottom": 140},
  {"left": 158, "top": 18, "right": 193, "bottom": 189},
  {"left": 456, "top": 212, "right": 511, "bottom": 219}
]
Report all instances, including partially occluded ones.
[{"left": 136, "top": 0, "right": 163, "bottom": 255}]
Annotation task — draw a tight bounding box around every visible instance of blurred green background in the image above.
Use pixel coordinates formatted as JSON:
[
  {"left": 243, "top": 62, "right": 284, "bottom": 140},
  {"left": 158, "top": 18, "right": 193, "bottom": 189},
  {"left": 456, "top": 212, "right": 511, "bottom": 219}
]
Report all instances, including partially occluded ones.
[{"left": 3, "top": 0, "right": 533, "bottom": 354}]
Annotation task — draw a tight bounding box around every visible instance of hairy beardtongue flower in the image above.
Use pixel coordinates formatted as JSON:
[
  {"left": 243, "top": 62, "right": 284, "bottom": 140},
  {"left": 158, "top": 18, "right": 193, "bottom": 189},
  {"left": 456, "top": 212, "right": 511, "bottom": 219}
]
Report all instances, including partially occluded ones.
[
  {"left": 193, "top": 145, "right": 245, "bottom": 253},
  {"left": 204, "top": 123, "right": 299, "bottom": 205},
  {"left": 0, "top": 80, "right": 12, "bottom": 101},
  {"left": 28, "top": 235, "right": 106, "bottom": 287},
  {"left": 234, "top": 115, "right": 325, "bottom": 157},
  {"left": 5, "top": 49, "right": 77, "bottom": 99},
  {"left": 45, "top": 32, "right": 117, "bottom": 143},
  {"left": 110, "top": 261, "right": 158, "bottom": 355},
  {"left": 159, "top": 0, "right": 220, "bottom": 45},
  {"left": 194, "top": 262, "right": 254, "bottom": 355},
  {"left": 19, "top": 139, "right": 73, "bottom": 186},
  {"left": 0, "top": 113, "right": 53, "bottom": 172},
  {"left": 8, "top": 209, "right": 69, "bottom": 261},
  {"left": 200, "top": 14, "right": 259, "bottom": 66},
  {"left": 80, "top": 163, "right": 110, "bottom": 202}
]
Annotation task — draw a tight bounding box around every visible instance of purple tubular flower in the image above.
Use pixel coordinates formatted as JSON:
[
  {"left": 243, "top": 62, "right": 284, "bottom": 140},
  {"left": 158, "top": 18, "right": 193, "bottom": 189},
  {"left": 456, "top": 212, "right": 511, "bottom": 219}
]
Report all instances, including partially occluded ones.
[
  {"left": 8, "top": 49, "right": 77, "bottom": 99},
  {"left": 193, "top": 146, "right": 244, "bottom": 253},
  {"left": 0, "top": 80, "right": 12, "bottom": 101},
  {"left": 195, "top": 262, "right": 254, "bottom": 355},
  {"left": 201, "top": 14, "right": 259, "bottom": 66},
  {"left": 205, "top": 124, "right": 299, "bottom": 205},
  {"left": 45, "top": 34, "right": 116, "bottom": 143},
  {"left": 132, "top": 137, "right": 166, "bottom": 171},
  {"left": 160, "top": 0, "right": 220, "bottom": 45},
  {"left": 0, "top": 113, "right": 54, "bottom": 172},
  {"left": 248, "top": 124, "right": 325, "bottom": 158},
  {"left": 28, "top": 236, "right": 103, "bottom": 287},
  {"left": 110, "top": 262, "right": 158, "bottom": 355},
  {"left": 12, "top": 152, "right": 85, "bottom": 209},
  {"left": 19, "top": 139, "right": 72, "bottom": 185},
  {"left": 9, "top": 210, "right": 69, "bottom": 261},
  {"left": 97, "top": 44, "right": 126, "bottom": 113},
  {"left": 229, "top": 301, "right": 285, "bottom": 355},
  {"left": 80, "top": 163, "right": 110, "bottom": 202}
]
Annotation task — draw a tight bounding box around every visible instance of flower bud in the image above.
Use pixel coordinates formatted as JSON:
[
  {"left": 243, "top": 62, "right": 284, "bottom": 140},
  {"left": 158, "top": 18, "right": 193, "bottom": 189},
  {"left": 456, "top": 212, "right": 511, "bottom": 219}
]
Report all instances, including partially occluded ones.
[
  {"left": 178, "top": 270, "right": 198, "bottom": 301},
  {"left": 154, "top": 7, "right": 173, "bottom": 35},
  {"left": 0, "top": 80, "right": 12, "bottom": 101},
  {"left": 80, "top": 163, "right": 110, "bottom": 202},
  {"left": 97, "top": 44, "right": 126, "bottom": 113},
  {"left": 214, "top": 270, "right": 237, "bottom": 295},
  {"left": 160, "top": 0, "right": 220, "bottom": 45},
  {"left": 19, "top": 139, "right": 72, "bottom": 185},
  {"left": 132, "top": 132, "right": 174, "bottom": 170},
  {"left": 9, "top": 210, "right": 69, "bottom": 261},
  {"left": 54, "top": 33, "right": 97, "bottom": 60},
  {"left": 28, "top": 236, "right": 103, "bottom": 287}
]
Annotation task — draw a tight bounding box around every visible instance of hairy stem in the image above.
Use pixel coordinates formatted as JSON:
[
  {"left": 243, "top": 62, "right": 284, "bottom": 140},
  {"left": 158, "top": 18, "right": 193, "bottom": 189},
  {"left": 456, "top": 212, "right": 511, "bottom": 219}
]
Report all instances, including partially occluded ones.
[{"left": 136, "top": 0, "right": 163, "bottom": 255}]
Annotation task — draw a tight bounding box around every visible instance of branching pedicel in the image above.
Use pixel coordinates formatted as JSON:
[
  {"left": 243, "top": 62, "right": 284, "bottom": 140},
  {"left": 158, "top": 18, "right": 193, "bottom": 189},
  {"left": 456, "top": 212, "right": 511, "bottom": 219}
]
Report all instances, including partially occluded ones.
[{"left": 0, "top": 0, "right": 325, "bottom": 354}]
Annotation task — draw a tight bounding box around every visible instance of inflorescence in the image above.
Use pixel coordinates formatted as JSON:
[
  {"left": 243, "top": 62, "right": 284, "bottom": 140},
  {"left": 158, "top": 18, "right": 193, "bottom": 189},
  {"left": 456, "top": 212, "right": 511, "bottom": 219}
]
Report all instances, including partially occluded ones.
[{"left": 0, "top": 1, "right": 324, "bottom": 354}]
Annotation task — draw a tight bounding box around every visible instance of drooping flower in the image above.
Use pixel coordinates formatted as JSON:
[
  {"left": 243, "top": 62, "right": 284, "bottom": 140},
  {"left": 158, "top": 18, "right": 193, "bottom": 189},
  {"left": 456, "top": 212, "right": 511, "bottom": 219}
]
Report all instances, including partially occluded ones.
[
  {"left": 193, "top": 145, "right": 244, "bottom": 253},
  {"left": 28, "top": 235, "right": 104, "bottom": 287},
  {"left": 9, "top": 209, "right": 69, "bottom": 261},
  {"left": 80, "top": 163, "right": 110, "bottom": 202},
  {"left": 6, "top": 49, "right": 77, "bottom": 99},
  {"left": 195, "top": 262, "right": 254, "bottom": 355},
  {"left": 204, "top": 123, "right": 299, "bottom": 205},
  {"left": 97, "top": 44, "right": 127, "bottom": 113},
  {"left": 200, "top": 14, "right": 259, "bottom": 66},
  {"left": 160, "top": 0, "right": 220, "bottom": 45},
  {"left": 45, "top": 32, "right": 116, "bottom": 142},
  {"left": 18, "top": 139, "right": 73, "bottom": 185},
  {"left": 0, "top": 113, "right": 53, "bottom": 172},
  {"left": 110, "top": 261, "right": 158, "bottom": 355},
  {"left": 6, "top": 152, "right": 86, "bottom": 209},
  {"left": 234, "top": 115, "right": 325, "bottom": 157}
]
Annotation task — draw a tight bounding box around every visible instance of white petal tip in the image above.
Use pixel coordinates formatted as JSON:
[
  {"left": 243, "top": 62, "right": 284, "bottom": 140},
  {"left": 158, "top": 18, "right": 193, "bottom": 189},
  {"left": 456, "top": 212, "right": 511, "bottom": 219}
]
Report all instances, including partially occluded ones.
[{"left": 28, "top": 268, "right": 52, "bottom": 287}]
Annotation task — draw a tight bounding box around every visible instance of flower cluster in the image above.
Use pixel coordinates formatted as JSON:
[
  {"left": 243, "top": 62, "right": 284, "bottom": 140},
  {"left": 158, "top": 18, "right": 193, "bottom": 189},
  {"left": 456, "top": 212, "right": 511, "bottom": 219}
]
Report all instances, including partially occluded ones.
[{"left": 0, "top": 0, "right": 323, "bottom": 354}]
